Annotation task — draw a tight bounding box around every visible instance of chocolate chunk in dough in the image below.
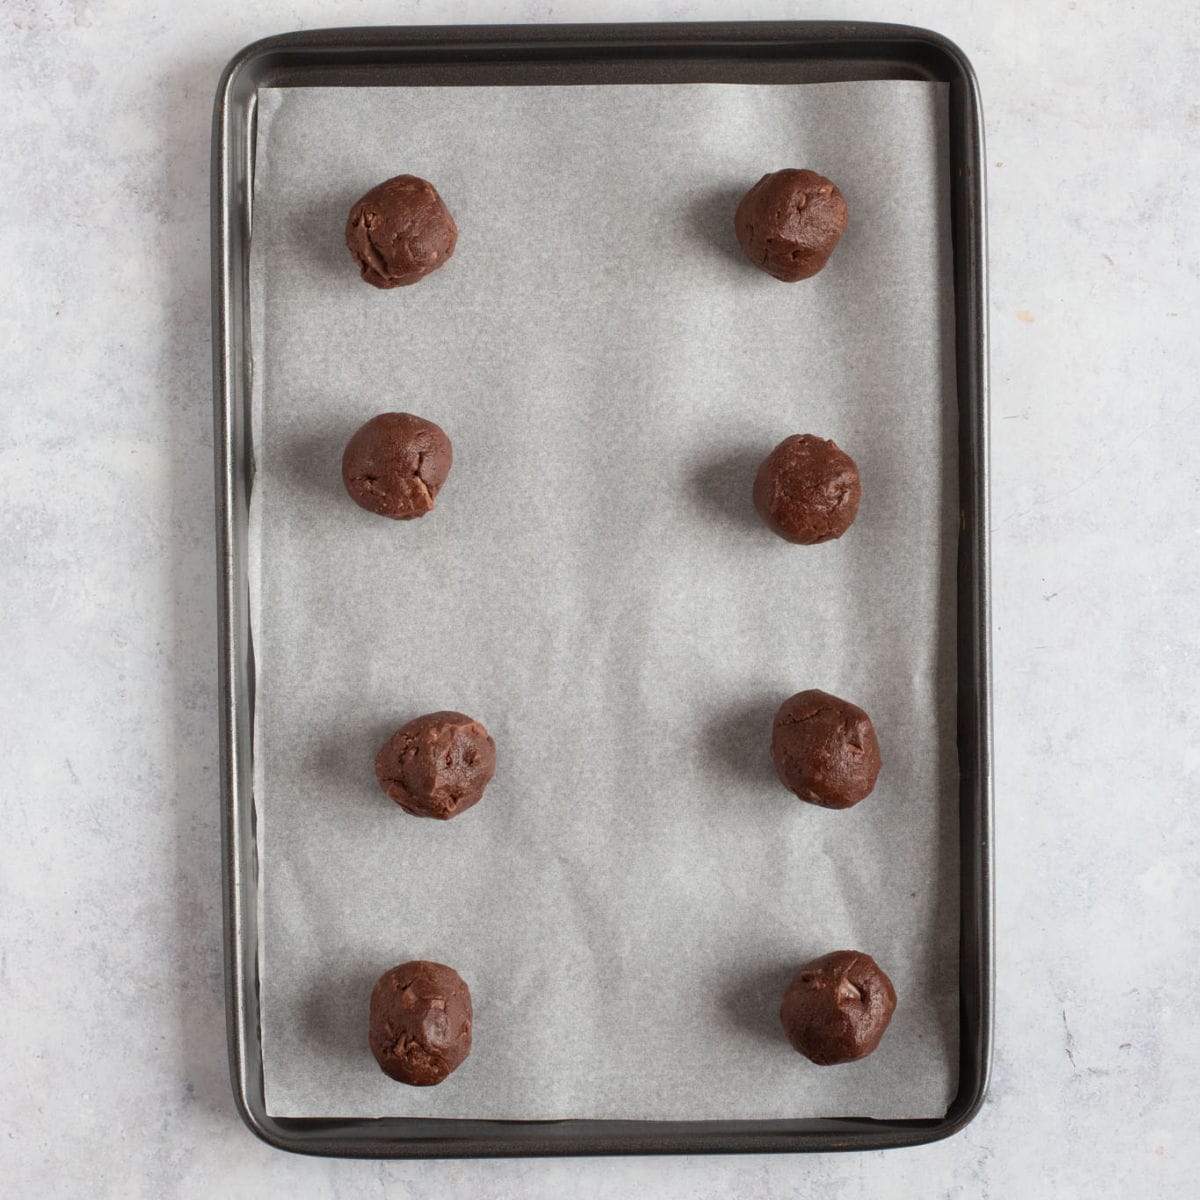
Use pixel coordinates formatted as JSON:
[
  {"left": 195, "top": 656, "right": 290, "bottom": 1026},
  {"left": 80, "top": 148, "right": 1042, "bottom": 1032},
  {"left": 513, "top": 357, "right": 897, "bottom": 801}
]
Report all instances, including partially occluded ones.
[
  {"left": 369, "top": 960, "right": 473, "bottom": 1085},
  {"left": 780, "top": 950, "right": 896, "bottom": 1065},
  {"left": 734, "top": 169, "right": 848, "bottom": 281},
  {"left": 771, "top": 689, "right": 881, "bottom": 809},
  {"left": 375, "top": 711, "right": 496, "bottom": 820},
  {"left": 341, "top": 412, "right": 452, "bottom": 520},
  {"left": 346, "top": 175, "right": 457, "bottom": 288},
  {"left": 752, "top": 434, "right": 861, "bottom": 544}
]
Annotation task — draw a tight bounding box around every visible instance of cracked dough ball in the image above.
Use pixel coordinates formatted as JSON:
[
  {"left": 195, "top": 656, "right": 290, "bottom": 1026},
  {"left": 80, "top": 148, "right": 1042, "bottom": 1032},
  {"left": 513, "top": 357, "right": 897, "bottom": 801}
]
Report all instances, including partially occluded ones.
[
  {"left": 345, "top": 175, "right": 457, "bottom": 289},
  {"left": 369, "top": 960, "right": 473, "bottom": 1085},
  {"left": 734, "top": 169, "right": 848, "bottom": 281},
  {"left": 375, "top": 711, "right": 496, "bottom": 819},
  {"left": 780, "top": 950, "right": 896, "bottom": 1065},
  {"left": 341, "top": 412, "right": 452, "bottom": 520},
  {"left": 753, "top": 434, "right": 861, "bottom": 544},
  {"left": 770, "top": 689, "right": 881, "bottom": 809}
]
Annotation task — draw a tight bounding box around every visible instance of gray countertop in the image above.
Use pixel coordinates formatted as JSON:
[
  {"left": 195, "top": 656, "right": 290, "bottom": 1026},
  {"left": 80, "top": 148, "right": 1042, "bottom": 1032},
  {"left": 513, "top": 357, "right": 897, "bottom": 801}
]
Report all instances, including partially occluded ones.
[{"left": 2, "top": 1, "right": 1196, "bottom": 1196}]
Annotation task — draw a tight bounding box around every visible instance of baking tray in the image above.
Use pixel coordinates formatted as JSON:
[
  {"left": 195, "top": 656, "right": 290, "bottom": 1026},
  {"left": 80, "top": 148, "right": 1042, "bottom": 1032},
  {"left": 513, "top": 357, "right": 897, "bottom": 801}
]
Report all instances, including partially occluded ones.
[{"left": 211, "top": 21, "right": 991, "bottom": 1157}]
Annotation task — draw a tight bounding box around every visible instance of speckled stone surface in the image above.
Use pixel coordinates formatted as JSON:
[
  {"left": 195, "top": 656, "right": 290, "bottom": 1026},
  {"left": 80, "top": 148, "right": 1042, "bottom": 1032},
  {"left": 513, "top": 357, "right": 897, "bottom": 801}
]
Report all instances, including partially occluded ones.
[{"left": 1, "top": 2, "right": 1197, "bottom": 1196}]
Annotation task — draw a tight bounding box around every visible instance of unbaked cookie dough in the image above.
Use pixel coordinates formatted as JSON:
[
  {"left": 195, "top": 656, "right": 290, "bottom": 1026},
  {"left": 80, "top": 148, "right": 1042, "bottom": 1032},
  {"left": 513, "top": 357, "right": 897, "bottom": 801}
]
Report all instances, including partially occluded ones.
[
  {"left": 375, "top": 711, "right": 496, "bottom": 819},
  {"left": 752, "top": 434, "right": 861, "bottom": 544},
  {"left": 345, "top": 175, "right": 457, "bottom": 289},
  {"left": 341, "top": 412, "right": 452, "bottom": 520},
  {"left": 734, "top": 169, "right": 848, "bottom": 282},
  {"left": 368, "top": 960, "right": 473, "bottom": 1085},
  {"left": 770, "top": 689, "right": 881, "bottom": 809},
  {"left": 779, "top": 950, "right": 896, "bottom": 1065}
]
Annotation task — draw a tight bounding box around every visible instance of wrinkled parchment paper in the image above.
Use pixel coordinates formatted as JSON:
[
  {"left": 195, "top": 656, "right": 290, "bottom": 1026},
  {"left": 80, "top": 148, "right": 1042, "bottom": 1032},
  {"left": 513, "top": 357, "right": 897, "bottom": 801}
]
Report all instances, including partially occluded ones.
[{"left": 248, "top": 81, "right": 959, "bottom": 1120}]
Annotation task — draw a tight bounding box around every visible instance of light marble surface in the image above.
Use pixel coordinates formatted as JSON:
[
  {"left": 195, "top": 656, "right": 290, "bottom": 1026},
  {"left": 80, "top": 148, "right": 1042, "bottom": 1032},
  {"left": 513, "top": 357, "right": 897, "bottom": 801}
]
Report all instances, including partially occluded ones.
[{"left": 1, "top": 1, "right": 1196, "bottom": 1196}]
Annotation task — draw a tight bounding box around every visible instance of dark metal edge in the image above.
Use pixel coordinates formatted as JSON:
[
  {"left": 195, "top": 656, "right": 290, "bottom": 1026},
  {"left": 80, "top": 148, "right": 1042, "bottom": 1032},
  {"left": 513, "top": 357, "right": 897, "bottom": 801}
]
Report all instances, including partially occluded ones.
[
  {"left": 213, "top": 46, "right": 263, "bottom": 1153},
  {"left": 212, "top": 20, "right": 992, "bottom": 1158}
]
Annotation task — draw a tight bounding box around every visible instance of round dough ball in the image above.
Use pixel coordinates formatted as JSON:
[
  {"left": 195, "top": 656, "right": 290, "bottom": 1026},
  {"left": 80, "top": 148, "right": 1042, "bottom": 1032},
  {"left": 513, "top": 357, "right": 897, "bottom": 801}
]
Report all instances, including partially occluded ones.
[
  {"left": 771, "top": 689, "right": 881, "bottom": 809},
  {"left": 345, "top": 175, "right": 458, "bottom": 289},
  {"left": 734, "top": 169, "right": 848, "bottom": 281},
  {"left": 369, "top": 960, "right": 473, "bottom": 1085},
  {"left": 753, "top": 434, "right": 861, "bottom": 544},
  {"left": 341, "top": 412, "right": 452, "bottom": 520},
  {"left": 780, "top": 950, "right": 896, "bottom": 1065},
  {"left": 375, "top": 711, "right": 496, "bottom": 820}
]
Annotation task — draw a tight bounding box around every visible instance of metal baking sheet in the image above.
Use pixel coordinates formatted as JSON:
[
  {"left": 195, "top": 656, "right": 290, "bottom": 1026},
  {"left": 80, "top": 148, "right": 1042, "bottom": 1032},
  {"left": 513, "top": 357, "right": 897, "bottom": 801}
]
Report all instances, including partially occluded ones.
[{"left": 208, "top": 21, "right": 993, "bottom": 1161}]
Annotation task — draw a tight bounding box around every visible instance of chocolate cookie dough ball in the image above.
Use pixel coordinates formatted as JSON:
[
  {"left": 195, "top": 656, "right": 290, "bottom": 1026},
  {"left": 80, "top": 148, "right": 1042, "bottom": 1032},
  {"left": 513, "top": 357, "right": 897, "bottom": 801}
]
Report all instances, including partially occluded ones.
[
  {"left": 734, "top": 169, "right": 848, "bottom": 281},
  {"left": 771, "top": 689, "right": 881, "bottom": 809},
  {"left": 346, "top": 175, "right": 457, "bottom": 289},
  {"left": 369, "top": 960, "right": 473, "bottom": 1085},
  {"left": 375, "top": 711, "right": 496, "bottom": 819},
  {"left": 753, "top": 434, "right": 861, "bottom": 544},
  {"left": 342, "top": 412, "right": 452, "bottom": 520},
  {"left": 780, "top": 950, "right": 896, "bottom": 1065}
]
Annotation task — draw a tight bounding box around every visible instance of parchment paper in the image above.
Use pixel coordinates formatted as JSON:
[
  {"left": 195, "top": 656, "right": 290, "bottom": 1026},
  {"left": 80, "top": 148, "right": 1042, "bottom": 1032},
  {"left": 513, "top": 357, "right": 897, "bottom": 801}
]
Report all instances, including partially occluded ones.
[{"left": 249, "top": 81, "right": 959, "bottom": 1121}]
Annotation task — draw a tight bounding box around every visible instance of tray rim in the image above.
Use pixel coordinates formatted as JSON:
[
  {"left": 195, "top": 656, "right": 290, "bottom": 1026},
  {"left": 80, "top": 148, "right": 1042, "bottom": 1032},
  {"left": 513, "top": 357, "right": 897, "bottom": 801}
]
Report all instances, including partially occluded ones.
[{"left": 212, "top": 19, "right": 992, "bottom": 1159}]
